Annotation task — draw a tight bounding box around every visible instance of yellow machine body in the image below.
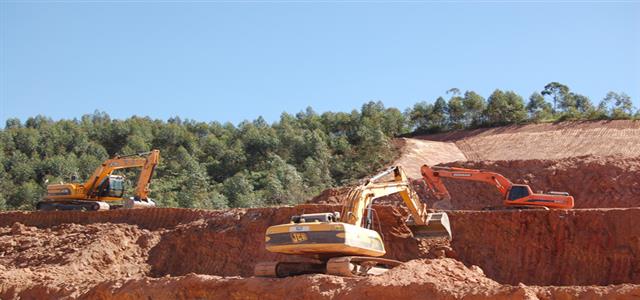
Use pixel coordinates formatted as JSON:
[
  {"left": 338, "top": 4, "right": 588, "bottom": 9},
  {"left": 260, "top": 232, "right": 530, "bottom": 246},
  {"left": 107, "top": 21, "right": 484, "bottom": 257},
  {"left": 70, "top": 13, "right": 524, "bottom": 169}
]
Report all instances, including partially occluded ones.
[{"left": 265, "top": 220, "right": 385, "bottom": 257}]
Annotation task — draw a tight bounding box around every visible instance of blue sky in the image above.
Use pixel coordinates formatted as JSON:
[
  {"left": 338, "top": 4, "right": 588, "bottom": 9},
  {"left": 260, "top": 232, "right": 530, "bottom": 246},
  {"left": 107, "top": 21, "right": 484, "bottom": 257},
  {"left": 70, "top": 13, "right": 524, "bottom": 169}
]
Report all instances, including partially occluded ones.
[{"left": 1, "top": 1, "right": 639, "bottom": 125}]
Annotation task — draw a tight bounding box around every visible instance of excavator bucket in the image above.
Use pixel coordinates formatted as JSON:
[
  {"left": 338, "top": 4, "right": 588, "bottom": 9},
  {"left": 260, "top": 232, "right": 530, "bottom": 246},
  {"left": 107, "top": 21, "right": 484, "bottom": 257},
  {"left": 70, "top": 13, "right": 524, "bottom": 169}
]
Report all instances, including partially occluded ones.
[{"left": 407, "top": 212, "right": 452, "bottom": 240}]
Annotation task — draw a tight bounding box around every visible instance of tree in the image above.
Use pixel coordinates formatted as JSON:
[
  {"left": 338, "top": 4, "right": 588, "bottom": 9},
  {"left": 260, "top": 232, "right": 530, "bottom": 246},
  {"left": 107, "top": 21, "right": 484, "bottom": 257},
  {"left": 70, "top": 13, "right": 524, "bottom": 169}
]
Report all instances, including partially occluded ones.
[
  {"left": 223, "top": 172, "right": 260, "bottom": 208},
  {"left": 431, "top": 97, "right": 448, "bottom": 130},
  {"left": 571, "top": 93, "right": 595, "bottom": 118},
  {"left": 446, "top": 88, "right": 461, "bottom": 96},
  {"left": 599, "top": 91, "right": 634, "bottom": 119},
  {"left": 526, "top": 92, "right": 553, "bottom": 121},
  {"left": 541, "top": 82, "right": 570, "bottom": 113},
  {"left": 484, "top": 90, "right": 527, "bottom": 125},
  {"left": 1, "top": 94, "right": 635, "bottom": 211},
  {"left": 462, "top": 91, "right": 485, "bottom": 127},
  {"left": 8, "top": 181, "right": 42, "bottom": 210},
  {"left": 408, "top": 101, "right": 434, "bottom": 131},
  {"left": 5, "top": 118, "right": 21, "bottom": 129},
  {"left": 257, "top": 154, "right": 306, "bottom": 205},
  {"left": 447, "top": 96, "right": 465, "bottom": 129},
  {"left": 302, "top": 156, "right": 333, "bottom": 195}
]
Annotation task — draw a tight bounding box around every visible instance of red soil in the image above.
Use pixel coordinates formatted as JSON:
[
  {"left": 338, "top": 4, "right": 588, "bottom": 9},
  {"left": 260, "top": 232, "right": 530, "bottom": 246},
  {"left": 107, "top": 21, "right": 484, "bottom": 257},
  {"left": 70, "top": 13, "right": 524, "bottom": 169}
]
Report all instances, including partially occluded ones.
[
  {"left": 1, "top": 206, "right": 639, "bottom": 299},
  {"left": 2, "top": 120, "right": 639, "bottom": 299}
]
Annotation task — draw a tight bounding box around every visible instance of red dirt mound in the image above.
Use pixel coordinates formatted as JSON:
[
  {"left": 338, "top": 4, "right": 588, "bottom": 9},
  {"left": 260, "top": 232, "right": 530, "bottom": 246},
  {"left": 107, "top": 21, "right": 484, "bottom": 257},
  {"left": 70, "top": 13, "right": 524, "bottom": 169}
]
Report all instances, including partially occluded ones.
[
  {"left": 80, "top": 259, "right": 640, "bottom": 300},
  {"left": 0, "top": 222, "right": 159, "bottom": 299},
  {"left": 81, "top": 259, "right": 517, "bottom": 300}
]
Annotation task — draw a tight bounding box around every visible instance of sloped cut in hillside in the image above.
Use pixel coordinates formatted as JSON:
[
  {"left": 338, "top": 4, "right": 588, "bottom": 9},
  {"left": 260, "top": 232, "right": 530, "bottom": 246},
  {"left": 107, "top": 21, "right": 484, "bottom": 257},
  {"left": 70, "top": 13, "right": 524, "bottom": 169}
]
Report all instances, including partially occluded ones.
[
  {"left": 393, "top": 138, "right": 467, "bottom": 178},
  {"left": 413, "top": 120, "right": 640, "bottom": 161}
]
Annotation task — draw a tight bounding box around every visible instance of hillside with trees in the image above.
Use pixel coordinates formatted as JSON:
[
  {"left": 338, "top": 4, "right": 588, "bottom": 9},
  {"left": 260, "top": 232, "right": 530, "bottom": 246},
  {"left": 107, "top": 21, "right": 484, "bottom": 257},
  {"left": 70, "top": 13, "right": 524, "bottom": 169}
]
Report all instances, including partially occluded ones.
[{"left": 0, "top": 83, "right": 637, "bottom": 210}]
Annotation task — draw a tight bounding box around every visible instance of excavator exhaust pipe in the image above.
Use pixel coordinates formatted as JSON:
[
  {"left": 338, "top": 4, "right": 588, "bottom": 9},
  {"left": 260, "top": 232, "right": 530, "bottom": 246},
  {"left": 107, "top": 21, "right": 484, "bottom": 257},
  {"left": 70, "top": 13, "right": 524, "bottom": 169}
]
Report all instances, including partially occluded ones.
[{"left": 407, "top": 212, "right": 452, "bottom": 240}]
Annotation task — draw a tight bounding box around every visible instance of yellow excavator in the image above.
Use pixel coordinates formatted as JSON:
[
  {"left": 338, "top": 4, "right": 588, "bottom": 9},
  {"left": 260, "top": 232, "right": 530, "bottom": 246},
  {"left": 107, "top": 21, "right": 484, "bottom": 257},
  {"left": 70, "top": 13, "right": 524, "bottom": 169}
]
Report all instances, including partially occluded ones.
[
  {"left": 255, "top": 165, "right": 452, "bottom": 277},
  {"left": 36, "top": 150, "right": 160, "bottom": 211}
]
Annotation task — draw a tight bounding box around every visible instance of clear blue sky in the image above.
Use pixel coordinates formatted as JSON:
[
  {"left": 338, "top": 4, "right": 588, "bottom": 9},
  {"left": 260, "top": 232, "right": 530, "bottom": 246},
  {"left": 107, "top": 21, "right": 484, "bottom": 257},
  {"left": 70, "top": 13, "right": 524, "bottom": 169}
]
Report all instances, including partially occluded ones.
[{"left": 1, "top": 1, "right": 639, "bottom": 125}]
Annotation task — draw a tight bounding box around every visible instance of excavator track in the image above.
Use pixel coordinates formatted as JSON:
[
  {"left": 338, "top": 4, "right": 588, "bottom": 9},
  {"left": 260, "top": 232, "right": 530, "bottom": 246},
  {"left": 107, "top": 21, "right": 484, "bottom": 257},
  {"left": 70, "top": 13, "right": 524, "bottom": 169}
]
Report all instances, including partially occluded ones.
[
  {"left": 254, "top": 261, "right": 326, "bottom": 278},
  {"left": 254, "top": 257, "right": 402, "bottom": 278},
  {"left": 326, "top": 256, "right": 402, "bottom": 276},
  {"left": 36, "top": 200, "right": 110, "bottom": 211},
  {"left": 481, "top": 205, "right": 550, "bottom": 211}
]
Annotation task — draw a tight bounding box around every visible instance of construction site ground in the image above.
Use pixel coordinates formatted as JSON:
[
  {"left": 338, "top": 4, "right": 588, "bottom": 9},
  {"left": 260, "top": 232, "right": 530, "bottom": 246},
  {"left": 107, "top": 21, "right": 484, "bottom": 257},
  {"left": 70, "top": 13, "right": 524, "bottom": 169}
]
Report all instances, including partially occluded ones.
[{"left": 1, "top": 120, "right": 639, "bottom": 299}]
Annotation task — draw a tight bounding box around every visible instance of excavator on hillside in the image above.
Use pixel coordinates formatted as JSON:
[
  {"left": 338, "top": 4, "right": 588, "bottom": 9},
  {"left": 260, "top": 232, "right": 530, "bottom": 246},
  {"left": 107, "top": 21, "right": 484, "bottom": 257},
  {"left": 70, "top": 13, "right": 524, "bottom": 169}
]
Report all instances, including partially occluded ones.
[
  {"left": 36, "top": 150, "right": 160, "bottom": 211},
  {"left": 255, "top": 165, "right": 452, "bottom": 278},
  {"left": 420, "top": 165, "right": 574, "bottom": 210}
]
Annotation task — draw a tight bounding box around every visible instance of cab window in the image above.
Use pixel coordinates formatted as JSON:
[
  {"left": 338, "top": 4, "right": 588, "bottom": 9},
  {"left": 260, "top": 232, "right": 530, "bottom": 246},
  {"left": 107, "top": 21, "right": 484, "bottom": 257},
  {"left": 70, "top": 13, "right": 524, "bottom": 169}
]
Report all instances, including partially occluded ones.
[
  {"left": 107, "top": 176, "right": 125, "bottom": 198},
  {"left": 507, "top": 186, "right": 530, "bottom": 201}
]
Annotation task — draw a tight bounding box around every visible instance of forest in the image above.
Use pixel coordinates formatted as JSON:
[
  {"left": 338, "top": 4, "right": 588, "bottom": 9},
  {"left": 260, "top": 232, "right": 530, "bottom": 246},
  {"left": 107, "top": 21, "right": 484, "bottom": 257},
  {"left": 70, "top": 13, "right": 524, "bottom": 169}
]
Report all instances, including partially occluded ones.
[{"left": 1, "top": 82, "right": 637, "bottom": 210}]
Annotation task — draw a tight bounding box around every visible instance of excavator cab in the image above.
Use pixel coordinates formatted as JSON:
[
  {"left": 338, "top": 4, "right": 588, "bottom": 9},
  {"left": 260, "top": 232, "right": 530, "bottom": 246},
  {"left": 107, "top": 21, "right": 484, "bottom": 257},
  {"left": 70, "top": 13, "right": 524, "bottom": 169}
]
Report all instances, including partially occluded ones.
[
  {"left": 506, "top": 185, "right": 531, "bottom": 201},
  {"left": 95, "top": 175, "right": 126, "bottom": 198}
]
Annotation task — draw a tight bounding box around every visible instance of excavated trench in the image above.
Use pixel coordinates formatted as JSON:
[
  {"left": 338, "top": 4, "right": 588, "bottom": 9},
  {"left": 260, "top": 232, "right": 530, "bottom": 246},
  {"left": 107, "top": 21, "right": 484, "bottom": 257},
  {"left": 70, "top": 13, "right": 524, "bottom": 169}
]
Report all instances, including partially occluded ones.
[
  {"left": 1, "top": 205, "right": 638, "bottom": 288},
  {"left": 2, "top": 122, "right": 640, "bottom": 299}
]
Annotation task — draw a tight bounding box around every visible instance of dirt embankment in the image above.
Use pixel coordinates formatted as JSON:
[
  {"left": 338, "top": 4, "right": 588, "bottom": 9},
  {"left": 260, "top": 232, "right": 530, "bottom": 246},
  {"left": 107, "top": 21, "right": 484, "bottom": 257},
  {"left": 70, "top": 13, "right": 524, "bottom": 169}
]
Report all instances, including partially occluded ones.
[
  {"left": 434, "top": 155, "right": 640, "bottom": 209},
  {"left": 393, "top": 138, "right": 467, "bottom": 178},
  {"left": 449, "top": 209, "right": 640, "bottom": 286},
  {"left": 416, "top": 120, "right": 640, "bottom": 161},
  {"left": 310, "top": 155, "right": 640, "bottom": 209},
  {"left": 86, "top": 259, "right": 613, "bottom": 300},
  {"left": 1, "top": 206, "right": 639, "bottom": 299},
  {"left": 0, "top": 222, "right": 160, "bottom": 299}
]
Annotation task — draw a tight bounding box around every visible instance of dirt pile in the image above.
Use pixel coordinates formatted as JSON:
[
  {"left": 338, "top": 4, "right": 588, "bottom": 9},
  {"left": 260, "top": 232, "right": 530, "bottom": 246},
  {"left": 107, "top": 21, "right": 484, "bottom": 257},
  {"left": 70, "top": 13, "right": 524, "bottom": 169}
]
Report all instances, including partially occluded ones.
[
  {"left": 0, "top": 222, "right": 160, "bottom": 299},
  {"left": 308, "top": 187, "right": 351, "bottom": 204},
  {"left": 81, "top": 267, "right": 640, "bottom": 300},
  {"left": 82, "top": 259, "right": 527, "bottom": 300}
]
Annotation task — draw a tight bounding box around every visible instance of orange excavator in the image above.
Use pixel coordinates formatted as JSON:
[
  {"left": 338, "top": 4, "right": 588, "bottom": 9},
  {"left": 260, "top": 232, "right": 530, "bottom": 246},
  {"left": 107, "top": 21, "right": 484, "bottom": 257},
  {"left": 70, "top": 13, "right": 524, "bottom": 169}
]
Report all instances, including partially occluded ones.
[
  {"left": 420, "top": 165, "right": 574, "bottom": 210},
  {"left": 36, "top": 150, "right": 160, "bottom": 211}
]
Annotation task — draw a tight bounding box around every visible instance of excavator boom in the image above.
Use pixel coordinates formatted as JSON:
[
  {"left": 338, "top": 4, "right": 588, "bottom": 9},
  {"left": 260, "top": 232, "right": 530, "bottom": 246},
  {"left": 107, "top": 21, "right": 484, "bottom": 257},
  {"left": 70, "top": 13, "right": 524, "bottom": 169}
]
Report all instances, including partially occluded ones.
[
  {"left": 421, "top": 165, "right": 574, "bottom": 210},
  {"left": 37, "top": 150, "right": 160, "bottom": 211},
  {"left": 340, "top": 166, "right": 451, "bottom": 239}
]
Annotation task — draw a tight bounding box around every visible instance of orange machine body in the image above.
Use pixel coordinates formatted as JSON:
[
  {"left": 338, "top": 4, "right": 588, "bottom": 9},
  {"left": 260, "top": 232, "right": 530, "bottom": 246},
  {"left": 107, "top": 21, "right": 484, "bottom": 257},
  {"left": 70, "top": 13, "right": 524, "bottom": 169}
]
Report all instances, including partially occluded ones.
[
  {"left": 39, "top": 150, "right": 160, "bottom": 210},
  {"left": 420, "top": 165, "right": 574, "bottom": 209}
]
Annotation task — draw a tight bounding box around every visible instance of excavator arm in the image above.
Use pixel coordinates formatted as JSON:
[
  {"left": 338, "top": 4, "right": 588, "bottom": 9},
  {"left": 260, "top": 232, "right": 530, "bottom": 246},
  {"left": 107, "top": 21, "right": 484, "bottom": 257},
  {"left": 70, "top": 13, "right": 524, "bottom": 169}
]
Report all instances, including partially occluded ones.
[
  {"left": 84, "top": 150, "right": 160, "bottom": 200},
  {"left": 420, "top": 165, "right": 512, "bottom": 200},
  {"left": 420, "top": 164, "right": 574, "bottom": 209},
  {"left": 341, "top": 166, "right": 451, "bottom": 239}
]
